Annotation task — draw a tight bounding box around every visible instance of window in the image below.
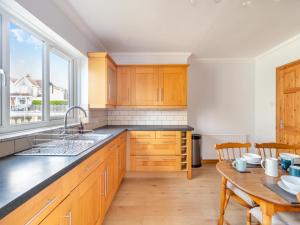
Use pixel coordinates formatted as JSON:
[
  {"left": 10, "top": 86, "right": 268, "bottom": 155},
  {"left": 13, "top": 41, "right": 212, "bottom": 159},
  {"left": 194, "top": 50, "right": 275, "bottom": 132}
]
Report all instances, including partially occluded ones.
[
  {"left": 9, "top": 22, "right": 43, "bottom": 125},
  {"left": 0, "top": 3, "right": 82, "bottom": 132},
  {"left": 49, "top": 51, "right": 70, "bottom": 119}
]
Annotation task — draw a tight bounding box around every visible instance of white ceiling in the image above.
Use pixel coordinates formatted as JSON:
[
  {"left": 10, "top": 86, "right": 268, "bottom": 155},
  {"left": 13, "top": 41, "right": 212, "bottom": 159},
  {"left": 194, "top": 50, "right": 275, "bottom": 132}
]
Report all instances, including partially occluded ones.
[{"left": 55, "top": 0, "right": 300, "bottom": 58}]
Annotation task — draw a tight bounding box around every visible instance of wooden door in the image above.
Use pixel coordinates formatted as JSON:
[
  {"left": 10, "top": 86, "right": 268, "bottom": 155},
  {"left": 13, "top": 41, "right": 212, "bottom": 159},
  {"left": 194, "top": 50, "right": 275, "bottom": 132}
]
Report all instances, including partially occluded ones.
[
  {"left": 277, "top": 60, "right": 300, "bottom": 144},
  {"left": 131, "top": 66, "right": 159, "bottom": 106},
  {"left": 107, "top": 59, "right": 117, "bottom": 106},
  {"left": 72, "top": 164, "right": 104, "bottom": 225},
  {"left": 117, "top": 66, "right": 132, "bottom": 105},
  {"left": 158, "top": 66, "right": 187, "bottom": 106},
  {"left": 39, "top": 195, "right": 73, "bottom": 225}
]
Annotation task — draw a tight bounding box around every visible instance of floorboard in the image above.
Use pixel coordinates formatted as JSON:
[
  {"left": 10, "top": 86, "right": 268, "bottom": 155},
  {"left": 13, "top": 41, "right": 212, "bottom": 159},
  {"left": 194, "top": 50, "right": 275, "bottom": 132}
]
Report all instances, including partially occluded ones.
[{"left": 103, "top": 164, "right": 246, "bottom": 225}]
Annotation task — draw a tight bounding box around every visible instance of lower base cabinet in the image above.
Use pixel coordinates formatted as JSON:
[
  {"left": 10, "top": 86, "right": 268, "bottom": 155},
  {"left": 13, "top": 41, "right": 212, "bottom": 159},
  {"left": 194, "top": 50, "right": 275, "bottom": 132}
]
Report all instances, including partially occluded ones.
[
  {"left": 37, "top": 133, "right": 127, "bottom": 225},
  {"left": 38, "top": 194, "right": 73, "bottom": 225}
]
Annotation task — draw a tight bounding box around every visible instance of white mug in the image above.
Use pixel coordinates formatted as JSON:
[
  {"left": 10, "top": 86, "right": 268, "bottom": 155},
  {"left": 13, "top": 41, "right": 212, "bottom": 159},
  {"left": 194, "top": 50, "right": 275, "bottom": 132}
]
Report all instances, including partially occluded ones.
[{"left": 261, "top": 158, "right": 279, "bottom": 177}]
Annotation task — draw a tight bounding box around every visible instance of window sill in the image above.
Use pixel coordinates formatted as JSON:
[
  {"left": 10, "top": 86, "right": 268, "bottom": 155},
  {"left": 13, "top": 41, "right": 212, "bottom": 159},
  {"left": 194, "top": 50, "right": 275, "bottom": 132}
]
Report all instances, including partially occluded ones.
[{"left": 0, "top": 123, "right": 80, "bottom": 142}]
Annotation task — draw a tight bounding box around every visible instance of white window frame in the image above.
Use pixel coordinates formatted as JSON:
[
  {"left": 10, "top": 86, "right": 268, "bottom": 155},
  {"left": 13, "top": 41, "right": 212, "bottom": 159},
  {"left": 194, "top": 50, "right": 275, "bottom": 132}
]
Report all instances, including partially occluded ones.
[{"left": 0, "top": 3, "right": 82, "bottom": 133}]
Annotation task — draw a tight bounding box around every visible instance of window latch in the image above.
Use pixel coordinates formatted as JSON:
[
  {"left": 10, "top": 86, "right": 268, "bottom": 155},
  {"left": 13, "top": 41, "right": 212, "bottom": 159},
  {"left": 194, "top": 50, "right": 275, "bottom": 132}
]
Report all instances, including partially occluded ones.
[{"left": 0, "top": 69, "right": 6, "bottom": 87}]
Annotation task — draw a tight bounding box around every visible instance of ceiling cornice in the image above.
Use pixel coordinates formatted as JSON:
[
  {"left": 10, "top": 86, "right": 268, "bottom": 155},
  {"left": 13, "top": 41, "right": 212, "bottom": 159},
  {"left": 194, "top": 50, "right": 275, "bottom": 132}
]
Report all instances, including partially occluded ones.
[
  {"left": 189, "top": 57, "right": 254, "bottom": 63},
  {"left": 110, "top": 52, "right": 192, "bottom": 65},
  {"left": 52, "top": 0, "right": 106, "bottom": 51}
]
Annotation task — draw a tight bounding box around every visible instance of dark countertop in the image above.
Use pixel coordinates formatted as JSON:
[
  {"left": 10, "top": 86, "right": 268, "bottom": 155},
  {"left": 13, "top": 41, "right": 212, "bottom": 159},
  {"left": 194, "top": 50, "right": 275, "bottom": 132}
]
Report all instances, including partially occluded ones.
[
  {"left": 0, "top": 125, "right": 193, "bottom": 219},
  {"left": 103, "top": 125, "right": 194, "bottom": 131}
]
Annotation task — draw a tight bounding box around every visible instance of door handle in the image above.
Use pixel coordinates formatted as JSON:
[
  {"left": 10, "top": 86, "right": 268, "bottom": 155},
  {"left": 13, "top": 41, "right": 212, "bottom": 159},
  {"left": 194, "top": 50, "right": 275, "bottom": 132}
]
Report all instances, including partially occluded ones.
[
  {"left": 161, "top": 88, "right": 164, "bottom": 102},
  {"left": 25, "top": 197, "right": 57, "bottom": 225},
  {"left": 63, "top": 210, "right": 72, "bottom": 225}
]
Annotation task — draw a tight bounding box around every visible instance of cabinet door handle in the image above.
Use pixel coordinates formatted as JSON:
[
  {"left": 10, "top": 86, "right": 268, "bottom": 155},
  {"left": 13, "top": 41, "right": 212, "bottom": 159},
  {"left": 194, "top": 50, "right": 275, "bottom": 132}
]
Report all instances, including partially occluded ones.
[
  {"left": 64, "top": 210, "right": 72, "bottom": 225},
  {"left": 161, "top": 88, "right": 164, "bottom": 102},
  {"left": 25, "top": 197, "right": 57, "bottom": 225},
  {"left": 108, "top": 83, "right": 111, "bottom": 100},
  {"left": 157, "top": 88, "right": 159, "bottom": 102},
  {"left": 104, "top": 169, "right": 108, "bottom": 197},
  {"left": 128, "top": 88, "right": 130, "bottom": 102}
]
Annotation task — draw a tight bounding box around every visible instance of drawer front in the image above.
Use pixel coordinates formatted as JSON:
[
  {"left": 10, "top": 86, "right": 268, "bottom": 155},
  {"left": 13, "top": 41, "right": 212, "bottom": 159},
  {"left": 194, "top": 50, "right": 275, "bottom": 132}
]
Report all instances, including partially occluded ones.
[
  {"left": 156, "top": 131, "right": 181, "bottom": 139},
  {"left": 129, "top": 131, "right": 156, "bottom": 139},
  {"left": 130, "top": 156, "right": 181, "bottom": 171},
  {"left": 130, "top": 139, "right": 180, "bottom": 155},
  {"left": 77, "top": 146, "right": 108, "bottom": 183},
  {"left": 0, "top": 179, "right": 67, "bottom": 225}
]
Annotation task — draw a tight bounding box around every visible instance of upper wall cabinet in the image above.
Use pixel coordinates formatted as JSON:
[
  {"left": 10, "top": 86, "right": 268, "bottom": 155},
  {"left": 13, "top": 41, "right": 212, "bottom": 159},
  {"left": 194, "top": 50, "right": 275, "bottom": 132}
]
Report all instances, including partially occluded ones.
[
  {"left": 117, "top": 65, "right": 188, "bottom": 108},
  {"left": 88, "top": 52, "right": 117, "bottom": 108}
]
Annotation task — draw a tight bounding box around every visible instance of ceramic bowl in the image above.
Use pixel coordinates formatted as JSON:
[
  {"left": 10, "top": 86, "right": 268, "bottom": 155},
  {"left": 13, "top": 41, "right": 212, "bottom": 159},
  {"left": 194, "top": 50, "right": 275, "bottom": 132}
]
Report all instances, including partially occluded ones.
[
  {"left": 280, "top": 153, "right": 300, "bottom": 164},
  {"left": 281, "top": 175, "right": 300, "bottom": 192},
  {"left": 243, "top": 153, "right": 261, "bottom": 164}
]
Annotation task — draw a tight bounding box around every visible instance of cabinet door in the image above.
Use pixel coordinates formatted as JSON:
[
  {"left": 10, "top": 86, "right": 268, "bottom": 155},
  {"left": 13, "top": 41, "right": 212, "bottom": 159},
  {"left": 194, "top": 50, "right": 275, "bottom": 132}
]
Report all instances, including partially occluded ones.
[
  {"left": 39, "top": 195, "right": 73, "bottom": 225},
  {"left": 73, "top": 164, "right": 104, "bottom": 225},
  {"left": 107, "top": 59, "right": 117, "bottom": 106},
  {"left": 118, "top": 142, "right": 126, "bottom": 184},
  {"left": 117, "top": 67, "right": 132, "bottom": 105},
  {"left": 158, "top": 66, "right": 187, "bottom": 106},
  {"left": 131, "top": 66, "right": 159, "bottom": 106}
]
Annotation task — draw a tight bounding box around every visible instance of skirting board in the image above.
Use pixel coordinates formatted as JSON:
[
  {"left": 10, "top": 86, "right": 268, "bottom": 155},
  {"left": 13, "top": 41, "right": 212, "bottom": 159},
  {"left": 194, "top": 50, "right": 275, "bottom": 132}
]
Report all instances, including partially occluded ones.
[{"left": 202, "top": 159, "right": 218, "bottom": 164}]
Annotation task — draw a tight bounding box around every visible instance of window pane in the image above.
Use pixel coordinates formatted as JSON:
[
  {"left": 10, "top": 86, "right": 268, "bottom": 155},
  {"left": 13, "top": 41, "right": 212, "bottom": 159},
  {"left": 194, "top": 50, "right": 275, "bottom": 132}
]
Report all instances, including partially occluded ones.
[
  {"left": 49, "top": 52, "right": 69, "bottom": 119},
  {"left": 9, "top": 23, "right": 43, "bottom": 125}
]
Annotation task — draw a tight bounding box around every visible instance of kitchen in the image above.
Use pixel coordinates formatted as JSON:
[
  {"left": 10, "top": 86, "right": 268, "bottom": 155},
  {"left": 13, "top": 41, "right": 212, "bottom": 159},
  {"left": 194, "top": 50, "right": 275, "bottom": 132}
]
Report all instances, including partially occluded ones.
[{"left": 0, "top": 0, "right": 300, "bottom": 225}]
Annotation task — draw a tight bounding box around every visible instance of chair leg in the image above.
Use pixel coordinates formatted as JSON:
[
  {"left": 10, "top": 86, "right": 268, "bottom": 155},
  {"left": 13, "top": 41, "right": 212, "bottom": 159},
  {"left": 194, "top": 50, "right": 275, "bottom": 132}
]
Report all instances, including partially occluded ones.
[
  {"left": 224, "top": 192, "right": 231, "bottom": 211},
  {"left": 246, "top": 209, "right": 251, "bottom": 225},
  {"left": 218, "top": 177, "right": 227, "bottom": 225}
]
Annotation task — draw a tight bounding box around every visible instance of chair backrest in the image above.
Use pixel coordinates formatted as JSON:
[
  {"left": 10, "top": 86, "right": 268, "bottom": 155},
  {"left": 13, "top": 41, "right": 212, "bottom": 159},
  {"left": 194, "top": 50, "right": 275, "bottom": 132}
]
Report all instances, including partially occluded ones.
[
  {"left": 255, "top": 143, "right": 296, "bottom": 159},
  {"left": 214, "top": 142, "right": 251, "bottom": 162}
]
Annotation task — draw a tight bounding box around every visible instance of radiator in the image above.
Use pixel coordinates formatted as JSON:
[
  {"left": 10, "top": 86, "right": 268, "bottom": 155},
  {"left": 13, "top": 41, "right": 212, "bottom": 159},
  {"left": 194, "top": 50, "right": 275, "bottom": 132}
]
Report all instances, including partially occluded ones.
[{"left": 201, "top": 134, "right": 248, "bottom": 159}]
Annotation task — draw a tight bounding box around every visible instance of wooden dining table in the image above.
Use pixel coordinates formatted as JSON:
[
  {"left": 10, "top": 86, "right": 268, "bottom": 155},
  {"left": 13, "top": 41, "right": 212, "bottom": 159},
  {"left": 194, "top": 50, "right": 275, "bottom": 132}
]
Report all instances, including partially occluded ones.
[{"left": 216, "top": 161, "right": 300, "bottom": 225}]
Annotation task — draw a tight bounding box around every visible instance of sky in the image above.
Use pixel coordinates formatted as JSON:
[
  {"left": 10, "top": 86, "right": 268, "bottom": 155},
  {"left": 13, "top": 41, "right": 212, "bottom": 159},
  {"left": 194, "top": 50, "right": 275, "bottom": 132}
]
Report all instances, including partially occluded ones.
[{"left": 10, "top": 23, "right": 69, "bottom": 89}]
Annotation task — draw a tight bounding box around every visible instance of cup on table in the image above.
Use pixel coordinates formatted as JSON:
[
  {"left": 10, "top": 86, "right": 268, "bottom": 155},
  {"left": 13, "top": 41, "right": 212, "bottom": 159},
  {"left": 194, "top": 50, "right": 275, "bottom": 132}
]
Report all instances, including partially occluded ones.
[
  {"left": 281, "top": 157, "right": 294, "bottom": 171},
  {"left": 289, "top": 165, "right": 300, "bottom": 177},
  {"left": 261, "top": 158, "right": 279, "bottom": 177},
  {"left": 232, "top": 158, "right": 247, "bottom": 172}
]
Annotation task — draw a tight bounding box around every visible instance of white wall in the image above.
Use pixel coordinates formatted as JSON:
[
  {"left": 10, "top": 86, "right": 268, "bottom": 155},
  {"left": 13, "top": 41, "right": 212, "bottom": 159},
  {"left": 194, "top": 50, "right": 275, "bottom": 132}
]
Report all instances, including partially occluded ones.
[
  {"left": 254, "top": 35, "right": 300, "bottom": 142},
  {"left": 15, "top": 0, "right": 103, "bottom": 54},
  {"left": 188, "top": 59, "right": 255, "bottom": 159}
]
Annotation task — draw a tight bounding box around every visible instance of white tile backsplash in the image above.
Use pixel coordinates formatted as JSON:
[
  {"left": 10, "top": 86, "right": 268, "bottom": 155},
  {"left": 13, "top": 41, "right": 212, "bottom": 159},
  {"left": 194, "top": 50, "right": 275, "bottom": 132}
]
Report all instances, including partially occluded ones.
[
  {"left": 0, "top": 108, "right": 188, "bottom": 158},
  {"left": 85, "top": 109, "right": 108, "bottom": 130},
  {"left": 107, "top": 109, "right": 188, "bottom": 125}
]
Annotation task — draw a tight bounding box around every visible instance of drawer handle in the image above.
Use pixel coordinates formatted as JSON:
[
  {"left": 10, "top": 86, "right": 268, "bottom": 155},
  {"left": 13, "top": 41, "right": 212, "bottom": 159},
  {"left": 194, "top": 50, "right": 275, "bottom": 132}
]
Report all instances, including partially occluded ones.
[{"left": 25, "top": 197, "right": 57, "bottom": 225}]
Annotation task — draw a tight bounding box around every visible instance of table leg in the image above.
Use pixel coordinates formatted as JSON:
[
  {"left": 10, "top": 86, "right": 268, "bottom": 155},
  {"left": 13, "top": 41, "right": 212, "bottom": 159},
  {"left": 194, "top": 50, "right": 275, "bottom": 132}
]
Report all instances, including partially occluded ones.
[
  {"left": 260, "top": 203, "right": 274, "bottom": 225},
  {"left": 218, "top": 176, "right": 227, "bottom": 225}
]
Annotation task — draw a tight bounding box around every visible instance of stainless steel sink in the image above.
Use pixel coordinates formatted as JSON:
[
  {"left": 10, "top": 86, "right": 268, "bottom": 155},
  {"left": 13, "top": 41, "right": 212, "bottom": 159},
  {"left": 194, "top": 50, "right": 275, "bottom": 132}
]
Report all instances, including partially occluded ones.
[{"left": 15, "top": 133, "right": 112, "bottom": 156}]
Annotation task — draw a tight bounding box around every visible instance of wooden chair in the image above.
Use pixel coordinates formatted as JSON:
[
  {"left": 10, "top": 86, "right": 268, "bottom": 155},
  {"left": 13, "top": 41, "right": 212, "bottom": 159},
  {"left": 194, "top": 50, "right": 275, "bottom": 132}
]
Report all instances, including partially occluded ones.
[
  {"left": 255, "top": 143, "right": 296, "bottom": 159},
  {"left": 250, "top": 193, "right": 300, "bottom": 225},
  {"left": 214, "top": 142, "right": 255, "bottom": 225}
]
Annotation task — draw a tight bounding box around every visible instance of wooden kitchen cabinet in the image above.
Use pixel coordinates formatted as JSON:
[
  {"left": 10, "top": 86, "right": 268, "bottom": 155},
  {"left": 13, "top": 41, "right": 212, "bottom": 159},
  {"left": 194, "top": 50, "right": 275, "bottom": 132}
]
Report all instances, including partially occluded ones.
[
  {"left": 129, "top": 131, "right": 192, "bottom": 179},
  {"left": 131, "top": 66, "right": 159, "bottom": 106},
  {"left": 72, "top": 163, "right": 104, "bottom": 225},
  {"left": 116, "top": 65, "right": 188, "bottom": 108},
  {"left": 117, "top": 134, "right": 127, "bottom": 184},
  {"left": 88, "top": 52, "right": 117, "bottom": 108},
  {"left": 117, "top": 66, "right": 132, "bottom": 106},
  {"left": 158, "top": 66, "right": 187, "bottom": 107},
  {"left": 38, "top": 195, "right": 74, "bottom": 225}
]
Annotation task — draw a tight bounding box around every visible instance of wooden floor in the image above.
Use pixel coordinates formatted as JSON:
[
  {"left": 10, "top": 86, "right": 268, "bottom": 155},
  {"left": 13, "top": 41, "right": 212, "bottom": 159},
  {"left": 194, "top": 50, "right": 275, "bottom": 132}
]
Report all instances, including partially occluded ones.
[{"left": 103, "top": 164, "right": 246, "bottom": 225}]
